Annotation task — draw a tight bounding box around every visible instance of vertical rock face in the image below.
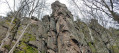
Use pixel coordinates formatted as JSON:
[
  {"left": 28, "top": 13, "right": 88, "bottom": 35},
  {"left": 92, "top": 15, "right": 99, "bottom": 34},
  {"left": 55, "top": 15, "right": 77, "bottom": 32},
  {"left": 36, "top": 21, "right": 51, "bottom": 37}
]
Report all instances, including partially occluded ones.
[
  {"left": 49, "top": 1, "right": 82, "bottom": 53},
  {"left": 0, "top": 1, "right": 119, "bottom": 53},
  {"left": 42, "top": 1, "right": 85, "bottom": 53}
]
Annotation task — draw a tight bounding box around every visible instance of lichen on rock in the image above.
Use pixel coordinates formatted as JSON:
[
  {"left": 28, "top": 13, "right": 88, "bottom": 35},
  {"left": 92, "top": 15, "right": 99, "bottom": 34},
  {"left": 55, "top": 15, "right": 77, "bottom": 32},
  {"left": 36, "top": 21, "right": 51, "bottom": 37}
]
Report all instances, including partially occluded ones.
[{"left": 0, "top": 1, "right": 119, "bottom": 53}]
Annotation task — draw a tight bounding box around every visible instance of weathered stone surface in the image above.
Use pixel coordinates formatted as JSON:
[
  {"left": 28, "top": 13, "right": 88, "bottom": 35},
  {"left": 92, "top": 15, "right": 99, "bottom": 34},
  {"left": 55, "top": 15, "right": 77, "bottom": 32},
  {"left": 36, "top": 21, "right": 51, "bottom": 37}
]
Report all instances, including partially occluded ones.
[{"left": 0, "top": 1, "right": 119, "bottom": 53}]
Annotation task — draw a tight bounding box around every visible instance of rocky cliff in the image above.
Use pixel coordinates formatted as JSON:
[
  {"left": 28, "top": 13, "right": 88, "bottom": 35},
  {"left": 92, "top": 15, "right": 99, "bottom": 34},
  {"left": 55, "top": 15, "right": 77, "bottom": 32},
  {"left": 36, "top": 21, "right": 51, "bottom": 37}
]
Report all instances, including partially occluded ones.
[{"left": 0, "top": 1, "right": 119, "bottom": 53}]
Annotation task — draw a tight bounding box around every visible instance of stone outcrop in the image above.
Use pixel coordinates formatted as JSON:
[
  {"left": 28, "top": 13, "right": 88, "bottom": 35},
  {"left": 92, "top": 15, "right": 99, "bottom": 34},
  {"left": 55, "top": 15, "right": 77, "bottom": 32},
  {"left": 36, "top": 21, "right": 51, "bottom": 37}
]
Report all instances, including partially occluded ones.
[{"left": 0, "top": 1, "right": 119, "bottom": 53}]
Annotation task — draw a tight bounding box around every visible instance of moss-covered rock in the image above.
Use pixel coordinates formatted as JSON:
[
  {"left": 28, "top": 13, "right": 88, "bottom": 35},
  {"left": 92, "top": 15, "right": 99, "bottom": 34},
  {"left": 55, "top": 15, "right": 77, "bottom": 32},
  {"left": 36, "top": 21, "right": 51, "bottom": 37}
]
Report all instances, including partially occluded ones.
[
  {"left": 14, "top": 41, "right": 38, "bottom": 53},
  {"left": 0, "top": 1, "right": 119, "bottom": 53}
]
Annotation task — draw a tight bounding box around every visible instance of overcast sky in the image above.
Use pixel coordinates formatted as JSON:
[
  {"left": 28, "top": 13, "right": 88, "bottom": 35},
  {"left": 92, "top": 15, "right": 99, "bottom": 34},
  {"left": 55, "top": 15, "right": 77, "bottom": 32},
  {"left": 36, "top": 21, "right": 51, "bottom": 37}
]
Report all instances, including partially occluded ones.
[
  {"left": 0, "top": 0, "right": 81, "bottom": 19},
  {"left": 0, "top": 0, "right": 13, "bottom": 16},
  {"left": 0, "top": 0, "right": 69, "bottom": 16},
  {"left": 0, "top": 0, "right": 119, "bottom": 29}
]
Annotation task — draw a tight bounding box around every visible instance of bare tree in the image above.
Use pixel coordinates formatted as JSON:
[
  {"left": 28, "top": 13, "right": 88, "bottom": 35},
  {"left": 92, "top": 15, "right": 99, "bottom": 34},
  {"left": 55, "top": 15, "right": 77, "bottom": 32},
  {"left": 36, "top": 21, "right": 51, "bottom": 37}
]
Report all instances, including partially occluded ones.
[
  {"left": 9, "top": 22, "right": 31, "bottom": 53},
  {"left": 7, "top": 0, "right": 46, "bottom": 53},
  {"left": 0, "top": 0, "right": 46, "bottom": 53},
  {"left": 82, "top": 0, "right": 119, "bottom": 23},
  {"left": 0, "top": 0, "right": 16, "bottom": 49}
]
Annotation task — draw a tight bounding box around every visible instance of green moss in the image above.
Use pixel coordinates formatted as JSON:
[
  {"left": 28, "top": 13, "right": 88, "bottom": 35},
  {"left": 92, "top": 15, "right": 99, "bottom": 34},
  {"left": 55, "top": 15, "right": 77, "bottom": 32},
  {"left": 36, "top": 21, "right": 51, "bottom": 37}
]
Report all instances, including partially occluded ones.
[
  {"left": 21, "top": 33, "right": 36, "bottom": 42},
  {"left": 88, "top": 42, "right": 96, "bottom": 53},
  {"left": 0, "top": 21, "right": 4, "bottom": 25},
  {"left": 25, "top": 45, "right": 38, "bottom": 53},
  {"left": 13, "top": 18, "right": 20, "bottom": 24},
  {"left": 17, "top": 30, "right": 21, "bottom": 34},
  {"left": 4, "top": 45, "right": 11, "bottom": 51},
  {"left": 14, "top": 33, "right": 37, "bottom": 53},
  {"left": 5, "top": 21, "right": 10, "bottom": 26},
  {"left": 112, "top": 46, "right": 119, "bottom": 53},
  {"left": 14, "top": 50, "right": 24, "bottom": 53},
  {"left": 23, "top": 33, "right": 36, "bottom": 41},
  {"left": 5, "top": 17, "right": 11, "bottom": 22},
  {"left": 14, "top": 41, "right": 38, "bottom": 53}
]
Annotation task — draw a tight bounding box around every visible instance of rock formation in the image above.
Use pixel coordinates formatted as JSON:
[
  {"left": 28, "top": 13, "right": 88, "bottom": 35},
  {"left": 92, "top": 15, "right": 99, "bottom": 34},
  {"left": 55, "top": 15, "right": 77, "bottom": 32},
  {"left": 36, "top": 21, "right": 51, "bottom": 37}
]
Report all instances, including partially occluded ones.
[{"left": 0, "top": 1, "right": 119, "bottom": 53}]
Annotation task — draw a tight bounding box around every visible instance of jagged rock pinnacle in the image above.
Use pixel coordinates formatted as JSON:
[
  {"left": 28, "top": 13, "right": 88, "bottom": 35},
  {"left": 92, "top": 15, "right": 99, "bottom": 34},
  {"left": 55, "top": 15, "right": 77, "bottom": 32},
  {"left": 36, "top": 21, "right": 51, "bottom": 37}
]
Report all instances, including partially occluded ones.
[
  {"left": 51, "top": 1, "right": 73, "bottom": 20},
  {"left": 0, "top": 1, "right": 119, "bottom": 53}
]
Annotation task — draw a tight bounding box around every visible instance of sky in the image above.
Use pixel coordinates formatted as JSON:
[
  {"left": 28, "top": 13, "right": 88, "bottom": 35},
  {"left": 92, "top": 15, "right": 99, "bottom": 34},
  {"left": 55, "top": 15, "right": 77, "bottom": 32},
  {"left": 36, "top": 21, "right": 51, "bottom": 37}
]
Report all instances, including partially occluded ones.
[
  {"left": 0, "top": 0, "right": 81, "bottom": 19},
  {"left": 0, "top": 0, "right": 119, "bottom": 29},
  {"left": 0, "top": 0, "right": 69, "bottom": 16},
  {"left": 0, "top": 0, "right": 13, "bottom": 16}
]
